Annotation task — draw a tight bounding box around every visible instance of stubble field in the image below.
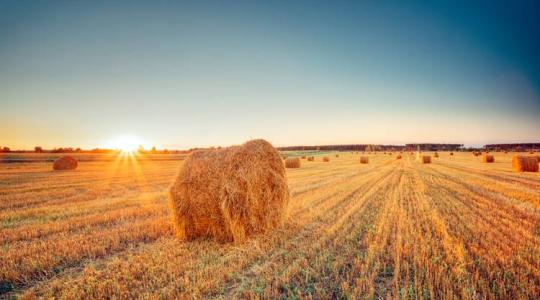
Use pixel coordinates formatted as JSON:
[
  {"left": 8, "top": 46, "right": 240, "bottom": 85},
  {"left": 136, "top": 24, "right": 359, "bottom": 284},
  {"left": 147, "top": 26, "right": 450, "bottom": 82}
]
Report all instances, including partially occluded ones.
[{"left": 1, "top": 151, "right": 539, "bottom": 299}]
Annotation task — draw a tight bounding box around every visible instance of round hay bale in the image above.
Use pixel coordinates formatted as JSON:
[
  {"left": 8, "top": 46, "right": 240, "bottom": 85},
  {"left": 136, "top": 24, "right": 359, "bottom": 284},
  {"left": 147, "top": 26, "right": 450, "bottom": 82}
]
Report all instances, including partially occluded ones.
[
  {"left": 482, "top": 154, "right": 494, "bottom": 163},
  {"left": 396, "top": 154, "right": 402, "bottom": 159},
  {"left": 52, "top": 156, "right": 78, "bottom": 170},
  {"left": 322, "top": 156, "right": 330, "bottom": 162},
  {"left": 360, "top": 156, "right": 369, "bottom": 164},
  {"left": 335, "top": 154, "right": 339, "bottom": 158},
  {"left": 434, "top": 152, "right": 439, "bottom": 158},
  {"left": 285, "top": 157, "right": 301, "bottom": 168},
  {"left": 307, "top": 156, "right": 314, "bottom": 161},
  {"left": 168, "top": 139, "right": 289, "bottom": 243},
  {"left": 420, "top": 156, "right": 431, "bottom": 164},
  {"left": 512, "top": 155, "right": 539, "bottom": 172},
  {"left": 450, "top": 152, "right": 454, "bottom": 156},
  {"left": 301, "top": 156, "right": 306, "bottom": 159}
]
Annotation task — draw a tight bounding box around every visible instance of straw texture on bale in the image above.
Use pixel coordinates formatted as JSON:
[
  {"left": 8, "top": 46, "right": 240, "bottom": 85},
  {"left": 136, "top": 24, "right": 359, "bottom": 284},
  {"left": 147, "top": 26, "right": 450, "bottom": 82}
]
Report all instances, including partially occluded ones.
[
  {"left": 307, "top": 156, "right": 314, "bottom": 161},
  {"left": 420, "top": 156, "right": 431, "bottom": 164},
  {"left": 360, "top": 156, "right": 369, "bottom": 164},
  {"left": 482, "top": 154, "right": 495, "bottom": 163},
  {"left": 322, "top": 156, "right": 330, "bottom": 162},
  {"left": 512, "top": 155, "right": 538, "bottom": 172},
  {"left": 285, "top": 157, "right": 301, "bottom": 168},
  {"left": 168, "top": 139, "right": 290, "bottom": 243},
  {"left": 52, "top": 156, "right": 78, "bottom": 170}
]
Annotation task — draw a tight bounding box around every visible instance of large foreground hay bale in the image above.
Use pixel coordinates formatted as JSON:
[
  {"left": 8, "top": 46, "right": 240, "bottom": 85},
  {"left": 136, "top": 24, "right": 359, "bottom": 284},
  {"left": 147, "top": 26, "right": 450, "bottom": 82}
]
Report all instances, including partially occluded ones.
[
  {"left": 420, "top": 156, "right": 431, "bottom": 164},
  {"left": 52, "top": 156, "right": 78, "bottom": 170},
  {"left": 482, "top": 154, "right": 494, "bottom": 163},
  {"left": 360, "top": 156, "right": 369, "bottom": 164},
  {"left": 307, "top": 156, "right": 314, "bottom": 161},
  {"left": 285, "top": 157, "right": 301, "bottom": 168},
  {"left": 322, "top": 156, "right": 330, "bottom": 162},
  {"left": 512, "top": 155, "right": 538, "bottom": 172},
  {"left": 168, "top": 139, "right": 289, "bottom": 243}
]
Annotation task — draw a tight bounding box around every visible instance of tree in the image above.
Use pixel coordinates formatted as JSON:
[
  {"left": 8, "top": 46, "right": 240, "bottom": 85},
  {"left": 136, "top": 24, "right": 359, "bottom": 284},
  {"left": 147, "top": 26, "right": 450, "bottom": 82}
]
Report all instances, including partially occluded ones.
[
  {"left": 2, "top": 147, "right": 10, "bottom": 153},
  {"left": 34, "top": 146, "right": 43, "bottom": 153}
]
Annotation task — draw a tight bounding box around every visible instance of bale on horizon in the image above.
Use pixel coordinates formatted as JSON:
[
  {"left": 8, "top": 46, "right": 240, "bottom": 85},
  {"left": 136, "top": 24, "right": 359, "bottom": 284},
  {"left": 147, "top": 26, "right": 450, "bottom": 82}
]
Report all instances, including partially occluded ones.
[
  {"left": 168, "top": 139, "right": 289, "bottom": 243},
  {"left": 512, "top": 155, "right": 538, "bottom": 172},
  {"left": 307, "top": 156, "right": 314, "bottom": 161},
  {"left": 420, "top": 156, "right": 431, "bottom": 164},
  {"left": 52, "top": 156, "right": 78, "bottom": 170},
  {"left": 482, "top": 154, "right": 495, "bottom": 163},
  {"left": 285, "top": 157, "right": 301, "bottom": 168},
  {"left": 360, "top": 156, "right": 369, "bottom": 164},
  {"left": 323, "top": 156, "right": 330, "bottom": 162}
]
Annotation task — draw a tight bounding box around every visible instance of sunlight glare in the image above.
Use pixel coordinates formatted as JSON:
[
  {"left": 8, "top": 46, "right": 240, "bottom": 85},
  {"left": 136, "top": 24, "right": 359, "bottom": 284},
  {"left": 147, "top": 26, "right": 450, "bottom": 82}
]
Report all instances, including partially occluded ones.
[{"left": 107, "top": 134, "right": 145, "bottom": 152}]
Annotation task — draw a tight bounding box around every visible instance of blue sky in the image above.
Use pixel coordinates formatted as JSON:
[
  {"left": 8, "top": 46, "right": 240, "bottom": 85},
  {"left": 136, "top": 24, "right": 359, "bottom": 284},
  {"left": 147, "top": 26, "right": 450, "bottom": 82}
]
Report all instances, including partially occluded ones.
[{"left": 1, "top": 0, "right": 539, "bottom": 149}]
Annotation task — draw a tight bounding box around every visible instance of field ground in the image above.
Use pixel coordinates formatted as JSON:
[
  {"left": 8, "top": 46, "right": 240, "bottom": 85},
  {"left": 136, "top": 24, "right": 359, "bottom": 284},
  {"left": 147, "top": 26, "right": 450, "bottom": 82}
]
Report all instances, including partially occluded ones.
[{"left": 1, "top": 151, "right": 539, "bottom": 299}]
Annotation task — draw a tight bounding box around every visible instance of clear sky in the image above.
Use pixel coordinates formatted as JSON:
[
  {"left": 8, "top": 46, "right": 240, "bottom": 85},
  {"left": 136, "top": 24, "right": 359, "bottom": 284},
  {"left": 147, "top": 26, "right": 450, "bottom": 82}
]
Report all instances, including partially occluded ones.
[{"left": 1, "top": 0, "right": 539, "bottom": 149}]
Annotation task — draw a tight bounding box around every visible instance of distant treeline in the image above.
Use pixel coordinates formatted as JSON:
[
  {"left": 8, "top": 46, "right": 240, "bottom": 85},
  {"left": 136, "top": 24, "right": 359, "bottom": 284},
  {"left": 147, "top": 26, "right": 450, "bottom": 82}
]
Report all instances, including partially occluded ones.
[
  {"left": 1, "top": 143, "right": 538, "bottom": 153},
  {"left": 0, "top": 146, "right": 188, "bottom": 154},
  {"left": 484, "top": 143, "right": 540, "bottom": 151},
  {"left": 278, "top": 143, "right": 464, "bottom": 152}
]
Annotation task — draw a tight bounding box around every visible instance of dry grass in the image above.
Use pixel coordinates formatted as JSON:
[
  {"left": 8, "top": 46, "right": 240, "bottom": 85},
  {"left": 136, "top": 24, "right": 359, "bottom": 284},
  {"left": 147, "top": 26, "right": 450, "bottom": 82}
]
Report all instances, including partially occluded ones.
[
  {"left": 285, "top": 157, "right": 301, "bottom": 168},
  {"left": 53, "top": 156, "right": 78, "bottom": 170},
  {"left": 420, "top": 155, "right": 432, "bottom": 164},
  {"left": 168, "top": 140, "right": 289, "bottom": 243},
  {"left": 512, "top": 155, "right": 539, "bottom": 172},
  {"left": 482, "top": 154, "right": 495, "bottom": 163},
  {"left": 1, "top": 152, "right": 539, "bottom": 299}
]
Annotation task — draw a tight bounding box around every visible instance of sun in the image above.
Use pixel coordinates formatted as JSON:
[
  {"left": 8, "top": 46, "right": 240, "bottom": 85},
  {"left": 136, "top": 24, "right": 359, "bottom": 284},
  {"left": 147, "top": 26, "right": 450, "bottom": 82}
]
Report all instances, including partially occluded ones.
[{"left": 107, "top": 134, "right": 145, "bottom": 153}]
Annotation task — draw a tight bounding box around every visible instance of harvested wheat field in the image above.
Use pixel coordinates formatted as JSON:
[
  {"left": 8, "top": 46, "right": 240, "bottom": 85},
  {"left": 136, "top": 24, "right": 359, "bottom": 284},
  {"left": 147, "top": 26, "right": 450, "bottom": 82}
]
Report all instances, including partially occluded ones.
[{"left": 1, "top": 151, "right": 540, "bottom": 299}]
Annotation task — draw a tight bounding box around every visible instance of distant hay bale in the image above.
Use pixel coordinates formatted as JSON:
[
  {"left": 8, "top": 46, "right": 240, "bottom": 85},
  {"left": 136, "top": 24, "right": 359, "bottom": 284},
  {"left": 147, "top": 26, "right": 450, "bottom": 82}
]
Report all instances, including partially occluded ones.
[
  {"left": 482, "top": 154, "right": 494, "bottom": 163},
  {"left": 434, "top": 152, "right": 439, "bottom": 158},
  {"left": 335, "top": 154, "right": 339, "bottom": 158},
  {"left": 301, "top": 156, "right": 306, "bottom": 159},
  {"left": 512, "top": 155, "right": 539, "bottom": 172},
  {"left": 285, "top": 157, "right": 301, "bottom": 168},
  {"left": 307, "top": 156, "right": 314, "bottom": 161},
  {"left": 52, "top": 156, "right": 78, "bottom": 170},
  {"left": 168, "top": 139, "right": 289, "bottom": 243},
  {"left": 396, "top": 154, "right": 402, "bottom": 159},
  {"left": 322, "top": 156, "right": 330, "bottom": 162},
  {"left": 450, "top": 152, "right": 454, "bottom": 156},
  {"left": 360, "top": 156, "right": 369, "bottom": 164},
  {"left": 420, "top": 156, "right": 431, "bottom": 164}
]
